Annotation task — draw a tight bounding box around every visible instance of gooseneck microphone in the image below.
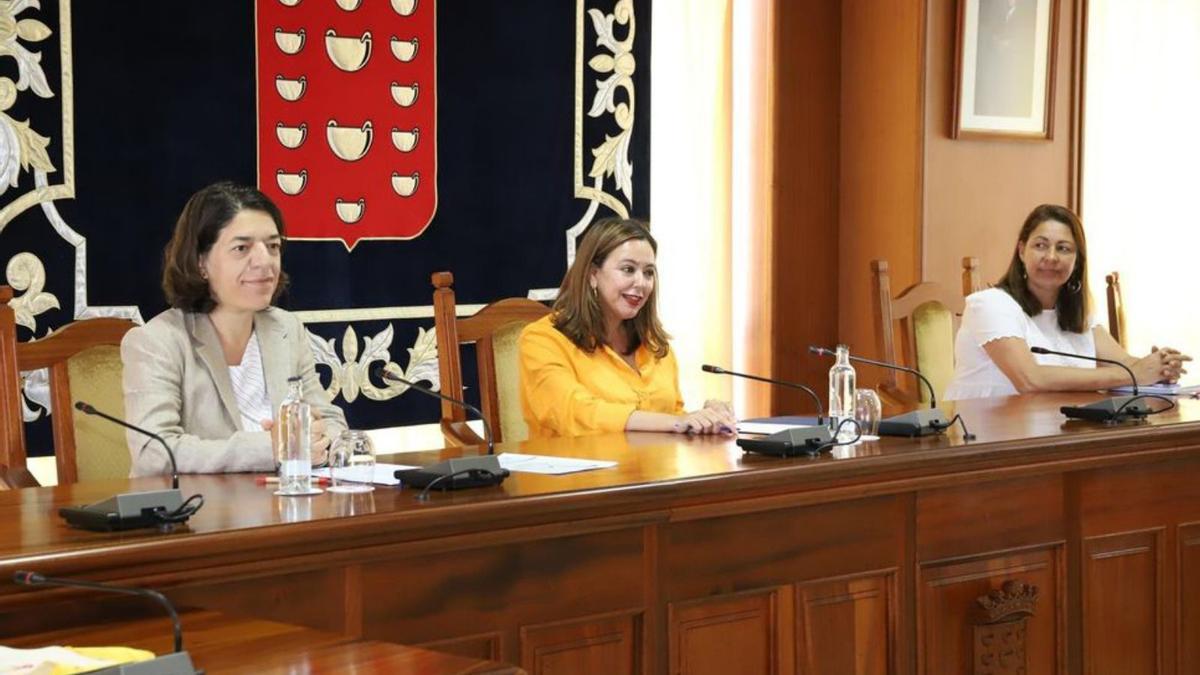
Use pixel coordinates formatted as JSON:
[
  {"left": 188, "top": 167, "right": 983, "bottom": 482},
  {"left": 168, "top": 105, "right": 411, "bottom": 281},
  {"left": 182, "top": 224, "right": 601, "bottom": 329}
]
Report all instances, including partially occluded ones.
[
  {"left": 376, "top": 367, "right": 494, "bottom": 455},
  {"left": 1029, "top": 346, "right": 1138, "bottom": 394},
  {"left": 375, "top": 367, "right": 509, "bottom": 496},
  {"left": 808, "top": 346, "right": 975, "bottom": 440},
  {"left": 59, "top": 402, "right": 203, "bottom": 532},
  {"left": 700, "top": 364, "right": 835, "bottom": 457},
  {"left": 701, "top": 364, "right": 824, "bottom": 424},
  {"left": 1028, "top": 346, "right": 1158, "bottom": 422},
  {"left": 76, "top": 401, "right": 179, "bottom": 489},
  {"left": 14, "top": 570, "right": 199, "bottom": 673}
]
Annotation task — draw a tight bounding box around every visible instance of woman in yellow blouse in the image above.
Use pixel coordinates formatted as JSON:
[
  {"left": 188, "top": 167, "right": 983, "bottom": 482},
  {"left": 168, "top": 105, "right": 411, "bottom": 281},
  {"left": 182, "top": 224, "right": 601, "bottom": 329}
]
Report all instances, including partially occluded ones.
[{"left": 519, "top": 218, "right": 736, "bottom": 438}]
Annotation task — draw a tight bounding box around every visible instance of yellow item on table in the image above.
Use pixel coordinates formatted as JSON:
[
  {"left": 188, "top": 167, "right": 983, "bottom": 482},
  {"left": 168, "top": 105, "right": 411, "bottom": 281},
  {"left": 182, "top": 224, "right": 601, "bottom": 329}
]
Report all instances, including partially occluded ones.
[{"left": 0, "top": 645, "right": 155, "bottom": 674}]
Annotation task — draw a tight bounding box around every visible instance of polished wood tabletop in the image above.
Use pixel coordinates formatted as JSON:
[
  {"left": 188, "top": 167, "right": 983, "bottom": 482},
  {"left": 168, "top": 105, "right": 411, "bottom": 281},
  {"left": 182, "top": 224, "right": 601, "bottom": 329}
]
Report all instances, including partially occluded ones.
[
  {"left": 4, "top": 608, "right": 522, "bottom": 674},
  {"left": 1, "top": 394, "right": 1197, "bottom": 569}
]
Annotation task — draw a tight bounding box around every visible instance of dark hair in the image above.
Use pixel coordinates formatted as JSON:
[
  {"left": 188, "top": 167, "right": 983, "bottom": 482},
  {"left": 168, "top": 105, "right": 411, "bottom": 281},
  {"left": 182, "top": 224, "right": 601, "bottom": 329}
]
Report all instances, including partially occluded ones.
[
  {"left": 995, "top": 203, "right": 1090, "bottom": 333},
  {"left": 552, "top": 217, "right": 670, "bottom": 358},
  {"left": 162, "top": 182, "right": 289, "bottom": 313}
]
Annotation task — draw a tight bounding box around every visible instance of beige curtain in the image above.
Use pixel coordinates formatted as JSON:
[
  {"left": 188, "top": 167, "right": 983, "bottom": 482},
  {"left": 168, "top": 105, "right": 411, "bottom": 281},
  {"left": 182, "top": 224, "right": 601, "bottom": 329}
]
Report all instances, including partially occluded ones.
[
  {"left": 1083, "top": 0, "right": 1200, "bottom": 380},
  {"left": 651, "top": 0, "right": 734, "bottom": 410},
  {"left": 653, "top": 0, "right": 775, "bottom": 416}
]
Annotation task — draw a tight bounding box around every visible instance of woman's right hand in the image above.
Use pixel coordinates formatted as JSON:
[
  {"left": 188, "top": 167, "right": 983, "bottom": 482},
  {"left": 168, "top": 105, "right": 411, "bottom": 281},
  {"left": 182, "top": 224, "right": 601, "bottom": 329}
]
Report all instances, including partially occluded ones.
[
  {"left": 674, "top": 407, "right": 736, "bottom": 435},
  {"left": 1130, "top": 350, "right": 1173, "bottom": 384}
]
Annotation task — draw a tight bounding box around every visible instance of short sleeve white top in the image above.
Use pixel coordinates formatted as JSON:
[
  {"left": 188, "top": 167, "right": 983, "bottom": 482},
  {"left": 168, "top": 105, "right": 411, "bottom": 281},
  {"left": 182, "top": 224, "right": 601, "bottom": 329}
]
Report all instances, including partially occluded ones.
[{"left": 944, "top": 288, "right": 1103, "bottom": 401}]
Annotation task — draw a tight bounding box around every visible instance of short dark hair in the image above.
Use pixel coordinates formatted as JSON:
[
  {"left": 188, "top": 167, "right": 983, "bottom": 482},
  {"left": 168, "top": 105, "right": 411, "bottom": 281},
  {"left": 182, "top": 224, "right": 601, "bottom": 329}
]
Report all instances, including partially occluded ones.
[
  {"left": 995, "top": 203, "right": 1091, "bottom": 333},
  {"left": 162, "top": 182, "right": 289, "bottom": 313}
]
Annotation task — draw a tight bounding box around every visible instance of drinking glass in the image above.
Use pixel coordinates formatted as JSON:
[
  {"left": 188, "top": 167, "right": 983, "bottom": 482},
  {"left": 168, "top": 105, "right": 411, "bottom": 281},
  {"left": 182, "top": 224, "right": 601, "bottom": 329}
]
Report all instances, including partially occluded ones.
[
  {"left": 855, "top": 389, "right": 882, "bottom": 438},
  {"left": 328, "top": 430, "right": 376, "bottom": 493}
]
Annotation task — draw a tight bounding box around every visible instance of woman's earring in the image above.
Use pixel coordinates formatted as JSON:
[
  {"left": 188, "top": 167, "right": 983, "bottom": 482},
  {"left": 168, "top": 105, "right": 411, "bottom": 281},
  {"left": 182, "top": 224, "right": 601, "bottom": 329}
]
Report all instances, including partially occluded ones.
[{"left": 1067, "top": 278, "right": 1082, "bottom": 294}]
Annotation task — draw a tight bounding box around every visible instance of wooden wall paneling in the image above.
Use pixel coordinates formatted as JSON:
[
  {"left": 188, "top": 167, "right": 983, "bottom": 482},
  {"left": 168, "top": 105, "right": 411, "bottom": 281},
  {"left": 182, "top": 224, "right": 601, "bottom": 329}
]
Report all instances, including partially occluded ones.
[
  {"left": 661, "top": 495, "right": 906, "bottom": 602},
  {"left": 922, "top": 0, "right": 1080, "bottom": 299},
  {"left": 668, "top": 587, "right": 792, "bottom": 675},
  {"left": 770, "top": 0, "right": 841, "bottom": 411},
  {"left": 166, "top": 566, "right": 351, "bottom": 635},
  {"left": 795, "top": 570, "right": 897, "bottom": 675},
  {"left": 918, "top": 546, "right": 1064, "bottom": 675},
  {"left": 917, "top": 476, "right": 1065, "bottom": 563},
  {"left": 1180, "top": 522, "right": 1200, "bottom": 674},
  {"left": 1078, "top": 458, "right": 1200, "bottom": 537},
  {"left": 417, "top": 631, "right": 504, "bottom": 663},
  {"left": 520, "top": 609, "right": 642, "bottom": 675},
  {"left": 358, "top": 527, "right": 645, "bottom": 661},
  {"left": 837, "top": 0, "right": 925, "bottom": 378},
  {"left": 1081, "top": 529, "right": 1162, "bottom": 675}
]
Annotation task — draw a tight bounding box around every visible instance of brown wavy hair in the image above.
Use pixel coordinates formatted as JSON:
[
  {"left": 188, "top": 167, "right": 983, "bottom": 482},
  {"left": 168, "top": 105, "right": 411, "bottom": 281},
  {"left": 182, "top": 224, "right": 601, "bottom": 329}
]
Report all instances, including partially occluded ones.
[
  {"left": 995, "top": 203, "right": 1090, "bottom": 333},
  {"left": 552, "top": 217, "right": 670, "bottom": 358},
  {"left": 162, "top": 182, "right": 289, "bottom": 313}
]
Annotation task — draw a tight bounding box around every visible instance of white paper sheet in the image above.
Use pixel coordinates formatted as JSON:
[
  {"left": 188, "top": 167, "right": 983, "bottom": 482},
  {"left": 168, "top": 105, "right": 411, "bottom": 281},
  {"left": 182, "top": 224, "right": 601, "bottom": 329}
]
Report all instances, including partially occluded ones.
[
  {"left": 496, "top": 453, "right": 617, "bottom": 475},
  {"left": 312, "top": 462, "right": 417, "bottom": 486}
]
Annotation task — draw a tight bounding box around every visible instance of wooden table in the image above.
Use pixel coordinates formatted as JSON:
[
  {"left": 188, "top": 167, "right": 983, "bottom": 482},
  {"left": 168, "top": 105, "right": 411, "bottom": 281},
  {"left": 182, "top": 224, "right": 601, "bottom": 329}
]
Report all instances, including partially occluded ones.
[
  {"left": 4, "top": 608, "right": 521, "bottom": 673},
  {"left": 1, "top": 393, "right": 1198, "bottom": 674}
]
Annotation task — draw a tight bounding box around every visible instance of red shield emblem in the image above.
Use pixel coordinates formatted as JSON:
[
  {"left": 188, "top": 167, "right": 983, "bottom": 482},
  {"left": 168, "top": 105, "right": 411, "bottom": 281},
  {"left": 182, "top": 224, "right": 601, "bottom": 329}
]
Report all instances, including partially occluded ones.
[{"left": 256, "top": 0, "right": 437, "bottom": 250}]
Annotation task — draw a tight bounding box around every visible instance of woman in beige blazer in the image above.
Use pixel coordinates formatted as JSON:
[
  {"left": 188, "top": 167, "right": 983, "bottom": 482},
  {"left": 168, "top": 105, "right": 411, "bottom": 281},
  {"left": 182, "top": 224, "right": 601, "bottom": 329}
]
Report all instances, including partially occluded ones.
[{"left": 122, "top": 182, "right": 346, "bottom": 476}]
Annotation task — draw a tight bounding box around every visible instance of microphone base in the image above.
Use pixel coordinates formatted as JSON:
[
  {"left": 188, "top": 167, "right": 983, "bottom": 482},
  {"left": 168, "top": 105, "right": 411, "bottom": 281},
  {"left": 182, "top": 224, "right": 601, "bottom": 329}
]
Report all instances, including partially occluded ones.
[
  {"left": 1061, "top": 396, "right": 1153, "bottom": 423},
  {"left": 90, "top": 650, "right": 198, "bottom": 674},
  {"left": 737, "top": 425, "right": 834, "bottom": 458},
  {"left": 59, "top": 489, "right": 185, "bottom": 532},
  {"left": 394, "top": 456, "right": 510, "bottom": 490},
  {"left": 878, "top": 409, "right": 951, "bottom": 438}
]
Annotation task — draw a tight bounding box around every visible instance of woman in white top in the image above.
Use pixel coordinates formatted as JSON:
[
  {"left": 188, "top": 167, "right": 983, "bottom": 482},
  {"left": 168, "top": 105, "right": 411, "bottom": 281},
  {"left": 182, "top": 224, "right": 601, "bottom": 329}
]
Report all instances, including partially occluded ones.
[
  {"left": 945, "top": 204, "right": 1191, "bottom": 400},
  {"left": 121, "top": 182, "right": 346, "bottom": 476}
]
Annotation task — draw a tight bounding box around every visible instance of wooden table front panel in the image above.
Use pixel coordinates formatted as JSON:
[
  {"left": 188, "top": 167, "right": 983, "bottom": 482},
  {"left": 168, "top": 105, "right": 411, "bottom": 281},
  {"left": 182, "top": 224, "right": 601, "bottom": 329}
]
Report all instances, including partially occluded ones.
[{"left": 3, "top": 395, "right": 1200, "bottom": 675}]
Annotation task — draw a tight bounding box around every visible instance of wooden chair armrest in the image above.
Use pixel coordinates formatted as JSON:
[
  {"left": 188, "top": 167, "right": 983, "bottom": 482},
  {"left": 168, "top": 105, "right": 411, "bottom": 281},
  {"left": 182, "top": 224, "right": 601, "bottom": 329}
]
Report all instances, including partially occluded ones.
[
  {"left": 0, "top": 464, "right": 40, "bottom": 489},
  {"left": 439, "top": 419, "right": 486, "bottom": 448}
]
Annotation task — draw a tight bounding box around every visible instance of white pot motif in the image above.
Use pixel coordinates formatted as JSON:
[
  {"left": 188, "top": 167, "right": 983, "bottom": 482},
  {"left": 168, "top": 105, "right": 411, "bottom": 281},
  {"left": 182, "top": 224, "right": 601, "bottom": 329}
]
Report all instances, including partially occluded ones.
[
  {"left": 326, "top": 120, "right": 373, "bottom": 161},
  {"left": 326, "top": 30, "right": 372, "bottom": 72},
  {"left": 390, "top": 82, "right": 418, "bottom": 108},
  {"left": 275, "top": 75, "right": 307, "bottom": 102},
  {"left": 390, "top": 37, "right": 418, "bottom": 63},
  {"left": 391, "top": 0, "right": 417, "bottom": 16},
  {"left": 274, "top": 28, "right": 305, "bottom": 55},
  {"left": 276, "top": 169, "right": 308, "bottom": 195},
  {"left": 391, "top": 172, "right": 419, "bottom": 197},
  {"left": 336, "top": 198, "right": 366, "bottom": 224},
  {"left": 390, "top": 128, "right": 419, "bottom": 152},
  {"left": 276, "top": 123, "right": 307, "bottom": 149}
]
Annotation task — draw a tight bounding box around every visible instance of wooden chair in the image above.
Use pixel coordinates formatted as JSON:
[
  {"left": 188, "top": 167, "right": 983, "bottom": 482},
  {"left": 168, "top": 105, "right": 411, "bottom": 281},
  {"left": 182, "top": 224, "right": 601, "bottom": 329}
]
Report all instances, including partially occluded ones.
[
  {"left": 0, "top": 286, "right": 136, "bottom": 485},
  {"left": 962, "top": 256, "right": 986, "bottom": 295},
  {"left": 0, "top": 287, "right": 27, "bottom": 481},
  {"left": 1106, "top": 271, "right": 1126, "bottom": 348},
  {"left": 871, "top": 260, "right": 975, "bottom": 407},
  {"left": 432, "top": 271, "right": 551, "bottom": 447}
]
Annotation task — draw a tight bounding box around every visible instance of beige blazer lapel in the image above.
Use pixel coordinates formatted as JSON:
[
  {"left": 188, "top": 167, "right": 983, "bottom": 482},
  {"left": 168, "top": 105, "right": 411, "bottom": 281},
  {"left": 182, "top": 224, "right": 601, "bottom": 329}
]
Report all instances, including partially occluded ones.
[
  {"left": 255, "top": 310, "right": 291, "bottom": 412},
  {"left": 186, "top": 312, "right": 241, "bottom": 429}
]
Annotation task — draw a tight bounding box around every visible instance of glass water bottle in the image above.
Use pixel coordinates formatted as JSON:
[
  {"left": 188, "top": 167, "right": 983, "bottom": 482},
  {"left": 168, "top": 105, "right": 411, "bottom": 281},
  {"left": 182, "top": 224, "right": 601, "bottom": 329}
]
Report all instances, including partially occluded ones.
[
  {"left": 276, "top": 375, "right": 315, "bottom": 495},
  {"left": 828, "top": 344, "right": 858, "bottom": 443}
]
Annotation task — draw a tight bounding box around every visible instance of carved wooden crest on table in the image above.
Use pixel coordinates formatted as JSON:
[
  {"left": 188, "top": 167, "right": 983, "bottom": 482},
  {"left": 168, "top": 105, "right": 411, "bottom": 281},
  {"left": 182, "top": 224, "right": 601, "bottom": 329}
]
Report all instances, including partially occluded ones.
[{"left": 973, "top": 580, "right": 1039, "bottom": 675}]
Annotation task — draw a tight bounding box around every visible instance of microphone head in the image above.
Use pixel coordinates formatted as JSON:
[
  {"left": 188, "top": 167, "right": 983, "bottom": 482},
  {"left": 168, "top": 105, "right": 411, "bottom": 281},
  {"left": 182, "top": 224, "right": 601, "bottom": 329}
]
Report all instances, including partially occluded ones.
[
  {"left": 74, "top": 401, "right": 94, "bottom": 414},
  {"left": 13, "top": 570, "right": 42, "bottom": 585},
  {"left": 1030, "top": 346, "right": 1049, "bottom": 354},
  {"left": 701, "top": 364, "right": 725, "bottom": 374}
]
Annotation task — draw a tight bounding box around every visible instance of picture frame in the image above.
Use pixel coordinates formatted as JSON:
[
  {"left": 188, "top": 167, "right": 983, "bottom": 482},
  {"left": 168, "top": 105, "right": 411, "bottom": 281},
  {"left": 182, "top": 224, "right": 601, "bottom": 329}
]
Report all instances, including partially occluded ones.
[{"left": 952, "top": 0, "right": 1059, "bottom": 139}]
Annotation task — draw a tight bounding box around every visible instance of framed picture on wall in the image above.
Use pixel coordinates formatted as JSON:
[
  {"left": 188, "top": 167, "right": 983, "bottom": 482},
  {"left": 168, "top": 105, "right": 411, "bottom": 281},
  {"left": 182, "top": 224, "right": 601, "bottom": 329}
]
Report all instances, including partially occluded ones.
[{"left": 953, "top": 0, "right": 1059, "bottom": 139}]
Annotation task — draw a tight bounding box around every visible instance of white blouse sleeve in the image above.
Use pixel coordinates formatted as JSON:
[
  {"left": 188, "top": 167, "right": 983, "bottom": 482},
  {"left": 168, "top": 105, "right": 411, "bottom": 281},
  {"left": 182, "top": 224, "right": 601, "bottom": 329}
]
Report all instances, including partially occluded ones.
[{"left": 963, "top": 289, "right": 1029, "bottom": 347}]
